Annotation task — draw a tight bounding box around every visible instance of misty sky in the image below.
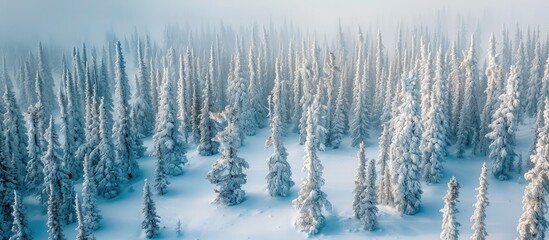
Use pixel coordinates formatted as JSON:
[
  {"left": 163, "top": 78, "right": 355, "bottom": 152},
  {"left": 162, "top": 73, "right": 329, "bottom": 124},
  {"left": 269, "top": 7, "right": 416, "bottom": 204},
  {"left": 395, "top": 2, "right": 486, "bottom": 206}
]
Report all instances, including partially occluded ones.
[{"left": 0, "top": 0, "right": 548, "bottom": 45}]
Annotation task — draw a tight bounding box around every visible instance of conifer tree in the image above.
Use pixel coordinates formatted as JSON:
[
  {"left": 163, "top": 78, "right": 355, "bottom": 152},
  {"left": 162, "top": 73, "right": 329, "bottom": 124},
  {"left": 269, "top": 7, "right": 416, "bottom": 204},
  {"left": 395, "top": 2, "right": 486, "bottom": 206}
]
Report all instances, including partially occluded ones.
[
  {"left": 292, "top": 107, "right": 332, "bottom": 235},
  {"left": 517, "top": 99, "right": 549, "bottom": 240},
  {"left": 350, "top": 56, "right": 369, "bottom": 147},
  {"left": 134, "top": 40, "right": 154, "bottom": 137},
  {"left": 75, "top": 194, "right": 95, "bottom": 240},
  {"left": 420, "top": 50, "right": 447, "bottom": 183},
  {"left": 3, "top": 84, "right": 28, "bottom": 189},
  {"left": 95, "top": 98, "right": 121, "bottom": 199},
  {"left": 487, "top": 65, "right": 520, "bottom": 180},
  {"left": 390, "top": 71, "right": 423, "bottom": 215},
  {"left": 47, "top": 185, "right": 64, "bottom": 240},
  {"left": 479, "top": 33, "right": 502, "bottom": 155},
  {"left": 228, "top": 50, "right": 255, "bottom": 141},
  {"left": 456, "top": 36, "right": 481, "bottom": 157},
  {"left": 248, "top": 40, "right": 267, "bottom": 129},
  {"left": 153, "top": 67, "right": 187, "bottom": 193},
  {"left": 81, "top": 155, "right": 101, "bottom": 231},
  {"left": 24, "top": 102, "right": 46, "bottom": 206},
  {"left": 63, "top": 60, "right": 86, "bottom": 180},
  {"left": 177, "top": 49, "right": 192, "bottom": 143},
  {"left": 329, "top": 72, "right": 347, "bottom": 149},
  {"left": 129, "top": 75, "right": 149, "bottom": 159},
  {"left": 353, "top": 142, "right": 367, "bottom": 219},
  {"left": 9, "top": 191, "right": 31, "bottom": 240},
  {"left": 360, "top": 158, "right": 378, "bottom": 231},
  {"left": 526, "top": 41, "right": 542, "bottom": 117},
  {"left": 197, "top": 49, "right": 219, "bottom": 156},
  {"left": 440, "top": 177, "right": 461, "bottom": 240},
  {"left": 207, "top": 107, "right": 249, "bottom": 205},
  {"left": 142, "top": 179, "right": 160, "bottom": 239},
  {"left": 37, "top": 42, "right": 57, "bottom": 114},
  {"left": 112, "top": 41, "right": 140, "bottom": 180},
  {"left": 470, "top": 163, "right": 489, "bottom": 240},
  {"left": 265, "top": 59, "right": 294, "bottom": 197},
  {"left": 0, "top": 144, "right": 17, "bottom": 239}
]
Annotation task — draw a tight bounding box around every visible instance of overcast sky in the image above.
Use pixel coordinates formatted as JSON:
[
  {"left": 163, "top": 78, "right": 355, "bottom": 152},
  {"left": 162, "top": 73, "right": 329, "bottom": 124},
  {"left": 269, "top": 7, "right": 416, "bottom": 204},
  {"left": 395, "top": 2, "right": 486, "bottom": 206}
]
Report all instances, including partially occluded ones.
[{"left": 0, "top": 0, "right": 547, "bottom": 45}]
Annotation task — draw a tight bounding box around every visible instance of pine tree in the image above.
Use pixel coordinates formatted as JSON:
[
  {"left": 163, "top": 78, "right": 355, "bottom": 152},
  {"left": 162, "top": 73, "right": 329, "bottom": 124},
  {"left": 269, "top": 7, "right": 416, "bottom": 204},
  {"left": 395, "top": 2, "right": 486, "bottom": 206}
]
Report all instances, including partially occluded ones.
[
  {"left": 298, "top": 57, "right": 314, "bottom": 145},
  {"left": 390, "top": 71, "right": 423, "bottom": 215},
  {"left": 350, "top": 55, "right": 369, "bottom": 147},
  {"left": 440, "top": 177, "right": 461, "bottom": 240},
  {"left": 311, "top": 83, "right": 328, "bottom": 151},
  {"left": 75, "top": 194, "right": 95, "bottom": 240},
  {"left": 207, "top": 107, "right": 249, "bottom": 205},
  {"left": 81, "top": 155, "right": 101, "bottom": 231},
  {"left": 265, "top": 59, "right": 294, "bottom": 197},
  {"left": 47, "top": 185, "right": 65, "bottom": 240},
  {"left": 0, "top": 137, "right": 17, "bottom": 239},
  {"left": 456, "top": 36, "right": 481, "bottom": 157},
  {"left": 197, "top": 49, "right": 219, "bottom": 156},
  {"left": 420, "top": 49, "right": 447, "bottom": 183},
  {"left": 329, "top": 72, "right": 347, "bottom": 149},
  {"left": 142, "top": 179, "right": 160, "bottom": 239},
  {"left": 526, "top": 41, "right": 542, "bottom": 117},
  {"left": 292, "top": 107, "right": 332, "bottom": 235},
  {"left": 37, "top": 42, "right": 57, "bottom": 114},
  {"left": 517, "top": 99, "right": 549, "bottom": 240},
  {"left": 129, "top": 75, "right": 149, "bottom": 159},
  {"left": 24, "top": 102, "right": 46, "bottom": 206},
  {"left": 479, "top": 33, "right": 503, "bottom": 155},
  {"left": 177, "top": 49, "right": 193, "bottom": 143},
  {"left": 42, "top": 117, "right": 76, "bottom": 225},
  {"left": 3, "top": 84, "right": 28, "bottom": 190},
  {"left": 470, "top": 163, "right": 489, "bottom": 240},
  {"left": 153, "top": 67, "right": 188, "bottom": 193},
  {"left": 248, "top": 40, "right": 267, "bottom": 129},
  {"left": 112, "top": 41, "right": 140, "bottom": 180},
  {"left": 134, "top": 40, "right": 154, "bottom": 137},
  {"left": 360, "top": 158, "right": 378, "bottom": 231},
  {"left": 487, "top": 65, "right": 520, "bottom": 180},
  {"left": 353, "top": 142, "right": 368, "bottom": 219},
  {"left": 95, "top": 98, "right": 121, "bottom": 199},
  {"left": 9, "top": 191, "right": 31, "bottom": 240},
  {"left": 228, "top": 50, "right": 255, "bottom": 141}
]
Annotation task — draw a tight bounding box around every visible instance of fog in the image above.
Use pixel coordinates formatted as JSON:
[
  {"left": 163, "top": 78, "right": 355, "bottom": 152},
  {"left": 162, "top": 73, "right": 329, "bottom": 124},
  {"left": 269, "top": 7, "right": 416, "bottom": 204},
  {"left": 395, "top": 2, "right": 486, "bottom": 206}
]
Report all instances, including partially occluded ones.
[{"left": 1, "top": 0, "right": 548, "bottom": 47}]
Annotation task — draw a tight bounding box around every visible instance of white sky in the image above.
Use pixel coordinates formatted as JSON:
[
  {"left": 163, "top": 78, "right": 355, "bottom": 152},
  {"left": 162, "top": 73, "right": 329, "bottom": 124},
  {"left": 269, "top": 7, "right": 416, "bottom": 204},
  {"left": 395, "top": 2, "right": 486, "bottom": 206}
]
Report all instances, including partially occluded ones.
[{"left": 0, "top": 0, "right": 547, "bottom": 45}]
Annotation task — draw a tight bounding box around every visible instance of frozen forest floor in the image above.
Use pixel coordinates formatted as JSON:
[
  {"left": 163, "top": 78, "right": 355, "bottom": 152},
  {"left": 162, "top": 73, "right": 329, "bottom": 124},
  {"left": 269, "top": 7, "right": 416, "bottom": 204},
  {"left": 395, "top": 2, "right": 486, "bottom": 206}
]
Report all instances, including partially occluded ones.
[{"left": 26, "top": 120, "right": 536, "bottom": 239}]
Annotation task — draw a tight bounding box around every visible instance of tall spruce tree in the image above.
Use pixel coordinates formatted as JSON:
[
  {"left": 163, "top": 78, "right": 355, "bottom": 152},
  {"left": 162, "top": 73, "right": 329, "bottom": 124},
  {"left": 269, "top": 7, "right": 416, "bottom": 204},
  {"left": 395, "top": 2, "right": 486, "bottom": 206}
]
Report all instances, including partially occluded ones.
[
  {"left": 292, "top": 107, "right": 332, "bottom": 235},
  {"left": 207, "top": 107, "right": 249, "bottom": 205},
  {"left": 81, "top": 155, "right": 101, "bottom": 231},
  {"left": 265, "top": 59, "right": 294, "bottom": 197},
  {"left": 3, "top": 84, "right": 28, "bottom": 190},
  {"left": 9, "top": 191, "right": 31, "bottom": 240},
  {"left": 487, "top": 65, "right": 520, "bottom": 180},
  {"left": 142, "top": 179, "right": 160, "bottom": 239},
  {"left": 470, "top": 163, "right": 489, "bottom": 240},
  {"left": 197, "top": 49, "right": 219, "bottom": 156},
  {"left": 112, "top": 41, "right": 140, "bottom": 180},
  {"left": 440, "top": 177, "right": 461, "bottom": 240},
  {"left": 95, "top": 98, "right": 121, "bottom": 199}
]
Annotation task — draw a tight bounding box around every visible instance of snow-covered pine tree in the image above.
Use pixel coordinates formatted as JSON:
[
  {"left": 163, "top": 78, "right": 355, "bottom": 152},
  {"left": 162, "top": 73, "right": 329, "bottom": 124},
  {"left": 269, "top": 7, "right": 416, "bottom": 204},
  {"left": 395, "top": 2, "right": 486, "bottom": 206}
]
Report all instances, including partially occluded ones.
[
  {"left": 265, "top": 58, "right": 294, "bottom": 197},
  {"left": 3, "top": 84, "right": 28, "bottom": 190},
  {"left": 153, "top": 66, "right": 187, "bottom": 191},
  {"left": 95, "top": 98, "right": 121, "bottom": 199},
  {"left": 42, "top": 117, "right": 76, "bottom": 225},
  {"left": 419, "top": 38, "right": 433, "bottom": 125},
  {"left": 353, "top": 142, "right": 367, "bottom": 219},
  {"left": 487, "top": 65, "right": 520, "bottom": 180},
  {"left": 456, "top": 36, "right": 481, "bottom": 157},
  {"left": 470, "top": 162, "right": 489, "bottom": 240},
  {"left": 360, "top": 158, "right": 378, "bottom": 231},
  {"left": 37, "top": 42, "right": 57, "bottom": 114},
  {"left": 525, "top": 41, "right": 542, "bottom": 117},
  {"left": 47, "top": 185, "right": 65, "bottom": 240},
  {"left": 207, "top": 106, "right": 249, "bottom": 205},
  {"left": 112, "top": 41, "right": 140, "bottom": 180},
  {"left": 142, "top": 179, "right": 160, "bottom": 239},
  {"left": 9, "top": 191, "right": 31, "bottom": 240},
  {"left": 329, "top": 71, "right": 347, "bottom": 149},
  {"left": 299, "top": 55, "right": 315, "bottom": 145},
  {"left": 248, "top": 38, "right": 267, "bottom": 130},
  {"left": 440, "top": 177, "right": 461, "bottom": 240},
  {"left": 0, "top": 135, "right": 17, "bottom": 239},
  {"left": 81, "top": 155, "right": 101, "bottom": 231},
  {"left": 390, "top": 71, "right": 423, "bottom": 215},
  {"left": 228, "top": 49, "right": 255, "bottom": 140},
  {"left": 350, "top": 51, "right": 369, "bottom": 147},
  {"left": 134, "top": 40, "right": 154, "bottom": 137},
  {"left": 177, "top": 49, "right": 192, "bottom": 143},
  {"left": 129, "top": 75, "right": 149, "bottom": 159},
  {"left": 517, "top": 98, "right": 549, "bottom": 240},
  {"left": 292, "top": 107, "right": 332, "bottom": 235},
  {"left": 448, "top": 42, "right": 463, "bottom": 138},
  {"left": 311, "top": 83, "right": 328, "bottom": 151},
  {"left": 75, "top": 194, "right": 95, "bottom": 240},
  {"left": 24, "top": 101, "right": 46, "bottom": 207},
  {"left": 420, "top": 49, "right": 447, "bottom": 183},
  {"left": 197, "top": 48, "right": 219, "bottom": 156},
  {"left": 479, "top": 33, "right": 503, "bottom": 155}
]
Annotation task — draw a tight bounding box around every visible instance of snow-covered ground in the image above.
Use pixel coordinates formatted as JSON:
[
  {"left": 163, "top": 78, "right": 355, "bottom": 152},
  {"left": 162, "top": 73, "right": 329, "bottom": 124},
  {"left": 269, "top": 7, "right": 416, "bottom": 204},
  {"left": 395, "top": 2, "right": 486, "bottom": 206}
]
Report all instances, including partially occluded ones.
[{"left": 26, "top": 121, "right": 535, "bottom": 239}]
